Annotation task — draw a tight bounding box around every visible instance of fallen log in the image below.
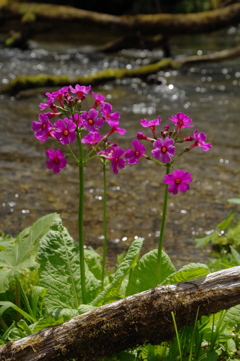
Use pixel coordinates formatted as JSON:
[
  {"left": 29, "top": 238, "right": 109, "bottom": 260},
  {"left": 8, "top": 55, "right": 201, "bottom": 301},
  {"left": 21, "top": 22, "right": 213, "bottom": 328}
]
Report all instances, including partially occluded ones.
[
  {"left": 1, "top": 266, "right": 240, "bottom": 361},
  {"left": 1, "top": 2, "right": 240, "bottom": 37}
]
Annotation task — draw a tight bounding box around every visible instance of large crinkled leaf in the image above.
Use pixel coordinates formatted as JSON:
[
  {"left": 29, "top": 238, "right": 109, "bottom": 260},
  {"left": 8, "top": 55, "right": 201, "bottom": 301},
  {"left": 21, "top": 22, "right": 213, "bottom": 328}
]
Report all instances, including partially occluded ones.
[
  {"left": 91, "top": 238, "right": 143, "bottom": 306},
  {"left": 222, "top": 304, "right": 240, "bottom": 328},
  {"left": 126, "top": 249, "right": 175, "bottom": 296},
  {"left": 161, "top": 263, "right": 210, "bottom": 285},
  {"left": 0, "top": 213, "right": 59, "bottom": 293},
  {"left": 37, "top": 219, "right": 101, "bottom": 311}
]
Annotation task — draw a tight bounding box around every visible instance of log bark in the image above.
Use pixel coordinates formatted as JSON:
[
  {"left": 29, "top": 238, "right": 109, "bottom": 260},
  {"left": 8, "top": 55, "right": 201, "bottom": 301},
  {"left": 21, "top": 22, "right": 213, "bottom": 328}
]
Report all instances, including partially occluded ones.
[
  {"left": 1, "top": 266, "right": 240, "bottom": 361},
  {"left": 1, "top": 2, "right": 240, "bottom": 36}
]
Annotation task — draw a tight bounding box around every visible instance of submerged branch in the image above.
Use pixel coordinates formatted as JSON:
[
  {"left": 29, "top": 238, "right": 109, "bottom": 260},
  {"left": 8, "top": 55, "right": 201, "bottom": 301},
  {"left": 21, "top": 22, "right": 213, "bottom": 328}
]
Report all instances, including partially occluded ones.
[
  {"left": 2, "top": 45, "right": 240, "bottom": 95},
  {"left": 1, "top": 266, "right": 240, "bottom": 361}
]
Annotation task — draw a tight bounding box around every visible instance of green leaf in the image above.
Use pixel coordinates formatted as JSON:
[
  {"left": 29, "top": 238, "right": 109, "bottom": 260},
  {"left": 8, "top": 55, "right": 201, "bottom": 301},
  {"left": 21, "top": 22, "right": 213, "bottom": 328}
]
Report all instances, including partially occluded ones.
[
  {"left": 230, "top": 246, "right": 240, "bottom": 265},
  {"left": 91, "top": 238, "right": 143, "bottom": 306},
  {"left": 226, "top": 338, "right": 237, "bottom": 354},
  {"left": 222, "top": 304, "right": 240, "bottom": 328},
  {"left": 37, "top": 219, "right": 101, "bottom": 311},
  {"left": 32, "top": 308, "right": 78, "bottom": 333},
  {"left": 161, "top": 263, "right": 210, "bottom": 285},
  {"left": 0, "top": 213, "right": 59, "bottom": 293},
  {"left": 0, "top": 301, "right": 36, "bottom": 323},
  {"left": 228, "top": 198, "right": 240, "bottom": 204},
  {"left": 78, "top": 304, "right": 96, "bottom": 315},
  {"left": 195, "top": 233, "right": 216, "bottom": 248},
  {"left": 30, "top": 286, "right": 47, "bottom": 319},
  {"left": 17, "top": 319, "right": 32, "bottom": 336},
  {"left": 126, "top": 249, "right": 175, "bottom": 296},
  {"left": 217, "top": 211, "right": 235, "bottom": 231},
  {"left": 204, "top": 350, "right": 218, "bottom": 361},
  {"left": 84, "top": 247, "right": 102, "bottom": 281}
]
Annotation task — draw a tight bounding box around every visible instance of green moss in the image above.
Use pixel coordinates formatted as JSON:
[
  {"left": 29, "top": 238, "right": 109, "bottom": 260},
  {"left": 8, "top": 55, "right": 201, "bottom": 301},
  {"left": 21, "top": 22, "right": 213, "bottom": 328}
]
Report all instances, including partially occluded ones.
[
  {"left": 1, "top": 59, "right": 181, "bottom": 94},
  {"left": 1, "top": 74, "right": 71, "bottom": 94},
  {"left": 21, "top": 11, "right": 36, "bottom": 23}
]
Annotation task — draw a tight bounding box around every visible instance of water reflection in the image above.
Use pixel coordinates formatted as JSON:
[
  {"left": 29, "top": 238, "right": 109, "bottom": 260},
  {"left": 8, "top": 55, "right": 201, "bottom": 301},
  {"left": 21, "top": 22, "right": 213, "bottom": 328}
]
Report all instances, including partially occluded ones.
[{"left": 0, "top": 33, "right": 239, "bottom": 268}]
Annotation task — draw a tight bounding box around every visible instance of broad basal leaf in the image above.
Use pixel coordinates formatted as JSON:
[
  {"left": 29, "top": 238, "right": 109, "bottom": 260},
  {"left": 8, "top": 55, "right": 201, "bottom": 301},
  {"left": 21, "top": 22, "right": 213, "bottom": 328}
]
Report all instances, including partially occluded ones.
[
  {"left": 91, "top": 238, "right": 143, "bottom": 306},
  {"left": 126, "top": 249, "right": 175, "bottom": 296},
  {"left": 0, "top": 213, "right": 59, "bottom": 293},
  {"left": 161, "top": 263, "right": 209, "bottom": 285},
  {"left": 37, "top": 219, "right": 101, "bottom": 311}
]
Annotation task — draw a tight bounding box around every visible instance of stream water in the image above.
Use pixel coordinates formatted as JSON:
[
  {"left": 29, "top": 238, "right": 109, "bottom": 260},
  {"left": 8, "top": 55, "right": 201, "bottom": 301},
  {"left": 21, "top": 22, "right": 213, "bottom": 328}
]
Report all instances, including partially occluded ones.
[{"left": 0, "top": 28, "right": 239, "bottom": 268}]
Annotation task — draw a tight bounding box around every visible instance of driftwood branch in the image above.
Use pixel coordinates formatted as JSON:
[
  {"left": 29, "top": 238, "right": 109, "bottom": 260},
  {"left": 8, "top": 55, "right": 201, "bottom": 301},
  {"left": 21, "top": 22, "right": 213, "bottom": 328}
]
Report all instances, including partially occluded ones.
[
  {"left": 1, "top": 2, "right": 240, "bottom": 36},
  {"left": 1, "top": 266, "right": 240, "bottom": 361},
  {"left": 2, "top": 44, "right": 240, "bottom": 95},
  {"left": 177, "top": 44, "right": 240, "bottom": 65}
]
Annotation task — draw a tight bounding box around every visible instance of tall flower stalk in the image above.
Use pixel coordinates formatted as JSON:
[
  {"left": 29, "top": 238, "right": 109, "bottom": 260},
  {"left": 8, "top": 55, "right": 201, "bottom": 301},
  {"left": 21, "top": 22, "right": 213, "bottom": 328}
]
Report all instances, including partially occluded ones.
[
  {"left": 156, "top": 164, "right": 170, "bottom": 283},
  {"left": 101, "top": 162, "right": 108, "bottom": 289},
  {"left": 77, "top": 132, "right": 87, "bottom": 303}
]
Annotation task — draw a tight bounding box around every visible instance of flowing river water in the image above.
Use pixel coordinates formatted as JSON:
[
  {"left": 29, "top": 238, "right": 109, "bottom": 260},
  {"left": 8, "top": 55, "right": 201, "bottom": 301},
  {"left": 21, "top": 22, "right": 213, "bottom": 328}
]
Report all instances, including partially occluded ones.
[{"left": 0, "top": 28, "right": 239, "bottom": 268}]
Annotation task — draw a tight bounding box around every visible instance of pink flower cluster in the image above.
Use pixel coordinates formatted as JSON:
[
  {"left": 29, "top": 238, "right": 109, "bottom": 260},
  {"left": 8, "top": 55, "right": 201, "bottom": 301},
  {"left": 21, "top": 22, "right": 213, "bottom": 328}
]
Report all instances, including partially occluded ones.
[
  {"left": 32, "top": 85, "right": 127, "bottom": 174},
  {"left": 32, "top": 84, "right": 212, "bottom": 194},
  {"left": 128, "top": 112, "right": 212, "bottom": 194}
]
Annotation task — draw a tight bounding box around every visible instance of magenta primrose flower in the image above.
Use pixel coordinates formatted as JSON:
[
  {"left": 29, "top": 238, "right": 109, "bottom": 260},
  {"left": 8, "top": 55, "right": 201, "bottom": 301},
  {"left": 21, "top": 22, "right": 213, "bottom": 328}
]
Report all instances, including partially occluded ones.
[
  {"left": 81, "top": 131, "right": 103, "bottom": 144},
  {"left": 92, "top": 92, "right": 105, "bottom": 109},
  {"left": 163, "top": 170, "right": 193, "bottom": 195},
  {"left": 31, "top": 113, "right": 53, "bottom": 143},
  {"left": 169, "top": 112, "right": 193, "bottom": 133},
  {"left": 125, "top": 140, "right": 146, "bottom": 164},
  {"left": 39, "top": 95, "right": 57, "bottom": 111},
  {"left": 189, "top": 129, "right": 212, "bottom": 151},
  {"left": 106, "top": 125, "right": 126, "bottom": 138},
  {"left": 101, "top": 102, "right": 120, "bottom": 127},
  {"left": 39, "top": 86, "right": 69, "bottom": 110},
  {"left": 152, "top": 137, "right": 175, "bottom": 163},
  {"left": 53, "top": 118, "right": 77, "bottom": 145},
  {"left": 81, "top": 108, "right": 104, "bottom": 132},
  {"left": 137, "top": 132, "right": 152, "bottom": 141},
  {"left": 108, "top": 147, "right": 126, "bottom": 174},
  {"left": 46, "top": 149, "right": 67, "bottom": 174},
  {"left": 140, "top": 116, "right": 161, "bottom": 138},
  {"left": 69, "top": 84, "right": 91, "bottom": 100}
]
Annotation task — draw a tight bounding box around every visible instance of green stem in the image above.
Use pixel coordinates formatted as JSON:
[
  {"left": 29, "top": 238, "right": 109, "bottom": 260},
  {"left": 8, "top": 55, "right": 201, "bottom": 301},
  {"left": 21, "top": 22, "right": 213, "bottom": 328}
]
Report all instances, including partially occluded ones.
[
  {"left": 156, "top": 164, "right": 170, "bottom": 284},
  {"left": 85, "top": 136, "right": 107, "bottom": 161},
  {"left": 67, "top": 144, "right": 80, "bottom": 164},
  {"left": 0, "top": 317, "right": 8, "bottom": 331},
  {"left": 101, "top": 162, "right": 108, "bottom": 290},
  {"left": 77, "top": 133, "right": 87, "bottom": 304},
  {"left": 15, "top": 281, "right": 21, "bottom": 322},
  {"left": 171, "top": 311, "right": 182, "bottom": 361},
  {"left": 171, "top": 147, "right": 190, "bottom": 164}
]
